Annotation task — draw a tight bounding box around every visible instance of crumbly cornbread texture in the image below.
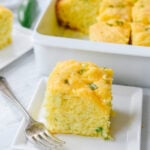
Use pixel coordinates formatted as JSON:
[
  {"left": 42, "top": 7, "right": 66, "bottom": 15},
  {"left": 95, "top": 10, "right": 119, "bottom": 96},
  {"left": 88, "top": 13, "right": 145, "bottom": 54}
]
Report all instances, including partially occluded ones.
[
  {"left": 90, "top": 21, "right": 131, "bottom": 44},
  {"left": 0, "top": 5, "right": 13, "bottom": 49},
  {"left": 56, "top": 0, "right": 102, "bottom": 34},
  {"left": 90, "top": 0, "right": 132, "bottom": 44},
  {"left": 131, "top": 0, "right": 150, "bottom": 46},
  {"left": 131, "top": 22, "right": 150, "bottom": 46},
  {"left": 98, "top": 6, "right": 132, "bottom": 22},
  {"left": 132, "top": 0, "right": 150, "bottom": 23},
  {"left": 99, "top": 0, "right": 137, "bottom": 7},
  {"left": 44, "top": 60, "right": 113, "bottom": 140}
]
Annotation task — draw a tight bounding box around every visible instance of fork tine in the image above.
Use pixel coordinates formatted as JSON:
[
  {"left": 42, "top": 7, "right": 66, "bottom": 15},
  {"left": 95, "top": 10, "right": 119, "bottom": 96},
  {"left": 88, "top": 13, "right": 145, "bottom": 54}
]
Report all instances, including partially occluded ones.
[
  {"left": 30, "top": 136, "right": 49, "bottom": 150},
  {"left": 40, "top": 132, "right": 63, "bottom": 146},
  {"left": 44, "top": 130, "right": 65, "bottom": 144},
  {"left": 32, "top": 135, "right": 53, "bottom": 150},
  {"left": 38, "top": 134, "right": 57, "bottom": 147},
  {"left": 40, "top": 133, "right": 58, "bottom": 145},
  {"left": 39, "top": 133, "right": 63, "bottom": 150}
]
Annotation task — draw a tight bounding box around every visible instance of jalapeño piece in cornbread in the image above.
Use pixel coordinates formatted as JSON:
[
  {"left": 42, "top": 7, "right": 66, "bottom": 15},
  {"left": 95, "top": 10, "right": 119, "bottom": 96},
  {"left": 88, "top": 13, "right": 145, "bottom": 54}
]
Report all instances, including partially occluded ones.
[{"left": 44, "top": 60, "right": 113, "bottom": 140}]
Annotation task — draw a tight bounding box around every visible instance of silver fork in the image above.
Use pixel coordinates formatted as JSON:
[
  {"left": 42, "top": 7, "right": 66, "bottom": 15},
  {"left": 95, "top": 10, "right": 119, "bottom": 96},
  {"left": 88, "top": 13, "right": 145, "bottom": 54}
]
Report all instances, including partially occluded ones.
[{"left": 0, "top": 76, "right": 65, "bottom": 150}]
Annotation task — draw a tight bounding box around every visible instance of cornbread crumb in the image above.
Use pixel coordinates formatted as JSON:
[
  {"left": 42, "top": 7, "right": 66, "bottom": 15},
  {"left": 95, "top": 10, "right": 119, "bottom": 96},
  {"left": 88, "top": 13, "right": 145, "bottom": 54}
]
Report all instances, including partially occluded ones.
[
  {"left": 0, "top": 5, "right": 13, "bottom": 49},
  {"left": 44, "top": 60, "right": 113, "bottom": 139}
]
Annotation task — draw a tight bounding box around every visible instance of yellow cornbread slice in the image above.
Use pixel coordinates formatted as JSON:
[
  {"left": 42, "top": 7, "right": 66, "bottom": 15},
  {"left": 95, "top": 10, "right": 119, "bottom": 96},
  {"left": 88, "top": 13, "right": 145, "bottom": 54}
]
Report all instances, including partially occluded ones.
[
  {"left": 98, "top": 6, "right": 132, "bottom": 22},
  {"left": 0, "top": 5, "right": 13, "bottom": 49},
  {"left": 132, "top": 0, "right": 150, "bottom": 23},
  {"left": 131, "top": 22, "right": 150, "bottom": 46},
  {"left": 44, "top": 60, "right": 113, "bottom": 139},
  {"left": 89, "top": 20, "right": 131, "bottom": 44},
  {"left": 56, "top": 0, "right": 102, "bottom": 34}
]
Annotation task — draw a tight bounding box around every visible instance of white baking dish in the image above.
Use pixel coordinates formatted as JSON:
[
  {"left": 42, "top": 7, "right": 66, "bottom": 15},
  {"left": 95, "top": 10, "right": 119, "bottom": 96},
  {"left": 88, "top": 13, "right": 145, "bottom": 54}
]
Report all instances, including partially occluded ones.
[{"left": 33, "top": 0, "right": 150, "bottom": 88}]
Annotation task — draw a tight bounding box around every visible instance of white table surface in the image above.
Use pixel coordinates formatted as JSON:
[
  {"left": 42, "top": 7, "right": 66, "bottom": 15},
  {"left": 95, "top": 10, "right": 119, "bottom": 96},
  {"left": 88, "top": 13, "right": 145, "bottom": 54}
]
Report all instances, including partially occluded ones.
[
  {"left": 0, "top": 0, "right": 150, "bottom": 149},
  {"left": 0, "top": 50, "right": 40, "bottom": 150}
]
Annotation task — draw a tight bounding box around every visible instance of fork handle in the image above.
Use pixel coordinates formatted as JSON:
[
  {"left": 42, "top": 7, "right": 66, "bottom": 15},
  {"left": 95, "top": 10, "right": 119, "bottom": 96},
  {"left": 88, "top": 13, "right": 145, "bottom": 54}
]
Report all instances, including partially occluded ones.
[{"left": 0, "top": 76, "right": 34, "bottom": 122}]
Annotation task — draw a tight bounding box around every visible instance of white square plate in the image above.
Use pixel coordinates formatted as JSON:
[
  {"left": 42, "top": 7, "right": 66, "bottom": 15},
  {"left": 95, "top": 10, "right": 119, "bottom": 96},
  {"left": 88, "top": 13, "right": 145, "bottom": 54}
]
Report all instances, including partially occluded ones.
[
  {"left": 0, "top": 26, "right": 33, "bottom": 70},
  {"left": 12, "top": 78, "right": 143, "bottom": 150}
]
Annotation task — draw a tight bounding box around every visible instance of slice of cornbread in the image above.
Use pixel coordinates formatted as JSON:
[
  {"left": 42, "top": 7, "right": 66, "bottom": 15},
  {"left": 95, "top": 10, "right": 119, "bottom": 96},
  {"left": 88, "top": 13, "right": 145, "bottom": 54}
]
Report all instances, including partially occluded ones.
[
  {"left": 0, "top": 5, "right": 13, "bottom": 49},
  {"left": 89, "top": 20, "right": 131, "bottom": 44},
  {"left": 44, "top": 60, "right": 113, "bottom": 139},
  {"left": 131, "top": 22, "right": 150, "bottom": 46},
  {"left": 56, "top": 0, "right": 102, "bottom": 34},
  {"left": 98, "top": 6, "right": 132, "bottom": 22},
  {"left": 132, "top": 0, "right": 150, "bottom": 23}
]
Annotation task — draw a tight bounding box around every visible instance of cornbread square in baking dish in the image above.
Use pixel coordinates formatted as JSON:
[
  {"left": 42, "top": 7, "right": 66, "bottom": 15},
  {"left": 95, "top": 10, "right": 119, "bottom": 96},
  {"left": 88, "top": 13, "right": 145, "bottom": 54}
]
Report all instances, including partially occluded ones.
[
  {"left": 56, "top": 0, "right": 102, "bottom": 34},
  {"left": 89, "top": 21, "right": 131, "bottom": 44},
  {"left": 0, "top": 5, "right": 13, "bottom": 49},
  {"left": 99, "top": 0, "right": 134, "bottom": 10},
  {"left": 127, "top": 0, "right": 139, "bottom": 5},
  {"left": 132, "top": 1, "right": 150, "bottom": 23},
  {"left": 44, "top": 60, "right": 113, "bottom": 139},
  {"left": 98, "top": 6, "right": 132, "bottom": 22},
  {"left": 131, "top": 22, "right": 150, "bottom": 46}
]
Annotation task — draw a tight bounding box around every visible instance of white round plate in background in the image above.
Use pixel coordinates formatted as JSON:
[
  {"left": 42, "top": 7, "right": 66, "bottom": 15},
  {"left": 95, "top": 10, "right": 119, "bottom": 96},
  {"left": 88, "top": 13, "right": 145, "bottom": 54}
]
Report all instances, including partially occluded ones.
[{"left": 0, "top": 25, "right": 33, "bottom": 70}]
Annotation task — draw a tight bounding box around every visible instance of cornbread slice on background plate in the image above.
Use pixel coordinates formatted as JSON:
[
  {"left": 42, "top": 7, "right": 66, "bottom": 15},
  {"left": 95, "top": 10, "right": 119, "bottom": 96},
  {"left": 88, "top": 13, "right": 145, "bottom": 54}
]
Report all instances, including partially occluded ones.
[
  {"left": 131, "top": 22, "right": 150, "bottom": 46},
  {"left": 56, "top": 0, "right": 102, "bottom": 34},
  {"left": 89, "top": 20, "right": 131, "bottom": 44},
  {"left": 0, "top": 5, "right": 13, "bottom": 49},
  {"left": 44, "top": 60, "right": 113, "bottom": 140},
  {"left": 0, "top": 25, "right": 33, "bottom": 70}
]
